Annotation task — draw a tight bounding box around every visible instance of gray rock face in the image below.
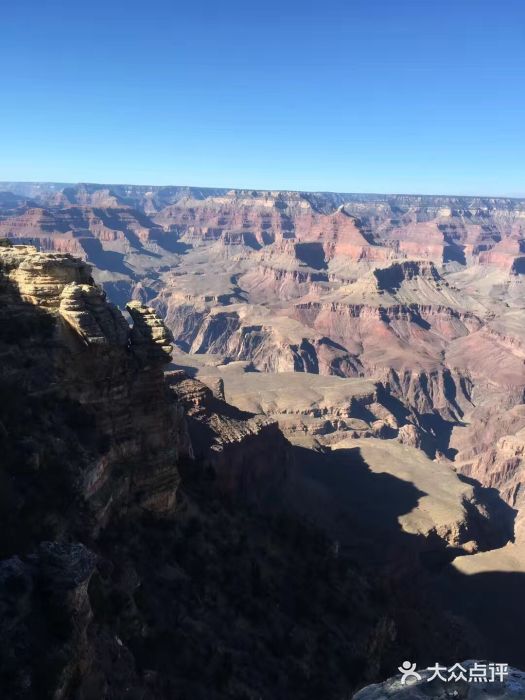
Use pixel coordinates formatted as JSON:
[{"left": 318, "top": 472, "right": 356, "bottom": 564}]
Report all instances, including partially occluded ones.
[
  {"left": 0, "top": 543, "right": 98, "bottom": 700},
  {"left": 0, "top": 246, "right": 184, "bottom": 531},
  {"left": 60, "top": 282, "right": 130, "bottom": 346},
  {"left": 353, "top": 661, "right": 525, "bottom": 699},
  {"left": 126, "top": 299, "right": 174, "bottom": 365}
]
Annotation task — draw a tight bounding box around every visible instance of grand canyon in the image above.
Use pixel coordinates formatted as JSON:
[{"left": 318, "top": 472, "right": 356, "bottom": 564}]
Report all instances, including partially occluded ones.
[{"left": 1, "top": 181, "right": 524, "bottom": 699}]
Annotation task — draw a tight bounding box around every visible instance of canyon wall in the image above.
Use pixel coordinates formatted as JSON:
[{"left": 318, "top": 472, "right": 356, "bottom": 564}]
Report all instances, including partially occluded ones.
[
  {"left": 1, "top": 185, "right": 525, "bottom": 694},
  {"left": 1, "top": 184, "right": 524, "bottom": 535},
  {"left": 2, "top": 245, "right": 463, "bottom": 699}
]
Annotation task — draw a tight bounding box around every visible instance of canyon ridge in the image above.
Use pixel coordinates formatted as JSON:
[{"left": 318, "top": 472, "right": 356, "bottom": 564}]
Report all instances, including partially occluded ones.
[{"left": 1, "top": 182, "right": 525, "bottom": 697}]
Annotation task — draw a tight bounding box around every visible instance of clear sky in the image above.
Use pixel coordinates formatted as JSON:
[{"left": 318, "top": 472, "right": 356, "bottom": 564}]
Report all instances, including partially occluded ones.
[{"left": 1, "top": 0, "right": 524, "bottom": 195}]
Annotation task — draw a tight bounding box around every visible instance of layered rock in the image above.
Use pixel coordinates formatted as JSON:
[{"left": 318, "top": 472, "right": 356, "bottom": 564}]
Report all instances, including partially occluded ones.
[
  {"left": 458, "top": 426, "right": 525, "bottom": 541},
  {"left": 11, "top": 249, "right": 93, "bottom": 306},
  {"left": 127, "top": 299, "right": 174, "bottom": 366},
  {"left": 198, "top": 366, "right": 395, "bottom": 442},
  {"left": 0, "top": 245, "right": 184, "bottom": 533},
  {"left": 166, "top": 370, "right": 290, "bottom": 499},
  {"left": 372, "top": 259, "right": 442, "bottom": 289},
  {"left": 60, "top": 282, "right": 130, "bottom": 346},
  {"left": 2, "top": 186, "right": 524, "bottom": 275},
  {"left": 167, "top": 300, "right": 364, "bottom": 376}
]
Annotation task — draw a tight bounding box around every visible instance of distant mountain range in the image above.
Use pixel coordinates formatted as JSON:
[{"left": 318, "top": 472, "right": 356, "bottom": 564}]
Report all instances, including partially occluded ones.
[{"left": 1, "top": 180, "right": 525, "bottom": 212}]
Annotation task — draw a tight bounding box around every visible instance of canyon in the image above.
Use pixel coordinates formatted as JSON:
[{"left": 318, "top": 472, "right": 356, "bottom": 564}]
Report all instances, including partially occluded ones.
[{"left": 1, "top": 182, "right": 525, "bottom": 697}]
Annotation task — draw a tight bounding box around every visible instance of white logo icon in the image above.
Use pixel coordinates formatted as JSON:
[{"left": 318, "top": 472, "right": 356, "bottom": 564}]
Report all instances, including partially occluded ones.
[{"left": 398, "top": 661, "right": 422, "bottom": 685}]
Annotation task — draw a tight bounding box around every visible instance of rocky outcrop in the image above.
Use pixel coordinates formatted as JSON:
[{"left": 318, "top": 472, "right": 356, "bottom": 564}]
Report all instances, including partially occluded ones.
[
  {"left": 451, "top": 404, "right": 525, "bottom": 541},
  {"left": 60, "top": 282, "right": 130, "bottom": 346},
  {"left": 460, "top": 428, "right": 525, "bottom": 541},
  {"left": 0, "top": 246, "right": 184, "bottom": 533},
  {"left": 373, "top": 259, "right": 442, "bottom": 291},
  {"left": 383, "top": 367, "right": 473, "bottom": 422},
  {"left": 166, "top": 370, "right": 290, "bottom": 499},
  {"left": 127, "top": 299, "right": 174, "bottom": 366},
  {"left": 0, "top": 247, "right": 293, "bottom": 523},
  {"left": 0, "top": 542, "right": 98, "bottom": 700},
  {"left": 10, "top": 249, "right": 93, "bottom": 306}
]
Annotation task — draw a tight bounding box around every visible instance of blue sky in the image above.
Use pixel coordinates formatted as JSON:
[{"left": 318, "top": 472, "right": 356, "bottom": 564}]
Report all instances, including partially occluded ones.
[{"left": 1, "top": 0, "right": 524, "bottom": 195}]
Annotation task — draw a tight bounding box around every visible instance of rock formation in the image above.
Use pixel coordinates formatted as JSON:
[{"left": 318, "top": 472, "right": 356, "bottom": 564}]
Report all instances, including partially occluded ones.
[
  {"left": 0, "top": 245, "right": 185, "bottom": 537},
  {"left": 0, "top": 245, "right": 422, "bottom": 699},
  {"left": 3, "top": 182, "right": 523, "bottom": 536},
  {"left": 166, "top": 369, "right": 290, "bottom": 499},
  {"left": 1, "top": 185, "right": 525, "bottom": 695}
]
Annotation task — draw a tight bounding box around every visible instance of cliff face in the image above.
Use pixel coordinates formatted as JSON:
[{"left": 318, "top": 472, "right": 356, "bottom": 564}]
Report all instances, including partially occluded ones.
[
  {"left": 0, "top": 245, "right": 303, "bottom": 540},
  {"left": 0, "top": 246, "right": 184, "bottom": 539},
  {"left": 2, "top": 186, "right": 524, "bottom": 272},
  {"left": 0, "top": 246, "right": 411, "bottom": 700},
  {"left": 0, "top": 246, "right": 191, "bottom": 695},
  {"left": 459, "top": 426, "right": 525, "bottom": 542},
  {"left": 166, "top": 370, "right": 290, "bottom": 500}
]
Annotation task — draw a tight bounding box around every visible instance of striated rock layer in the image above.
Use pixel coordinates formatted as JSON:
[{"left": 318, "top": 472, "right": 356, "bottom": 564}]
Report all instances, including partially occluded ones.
[{"left": 0, "top": 245, "right": 184, "bottom": 531}]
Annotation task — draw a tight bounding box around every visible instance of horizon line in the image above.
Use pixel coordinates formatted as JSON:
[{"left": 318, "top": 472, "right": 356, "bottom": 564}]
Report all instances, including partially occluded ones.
[{"left": 1, "top": 179, "right": 524, "bottom": 202}]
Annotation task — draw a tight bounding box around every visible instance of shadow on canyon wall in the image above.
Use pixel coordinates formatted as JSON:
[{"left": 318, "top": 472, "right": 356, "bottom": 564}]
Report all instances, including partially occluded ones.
[
  {"left": 295, "top": 242, "right": 327, "bottom": 270},
  {"left": 80, "top": 237, "right": 134, "bottom": 276},
  {"left": 287, "top": 444, "right": 525, "bottom": 668},
  {"left": 1, "top": 272, "right": 524, "bottom": 691},
  {"left": 148, "top": 228, "right": 192, "bottom": 254}
]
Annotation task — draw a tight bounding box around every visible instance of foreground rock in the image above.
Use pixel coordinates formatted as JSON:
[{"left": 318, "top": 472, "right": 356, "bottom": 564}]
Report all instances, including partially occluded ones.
[{"left": 0, "top": 245, "right": 184, "bottom": 533}]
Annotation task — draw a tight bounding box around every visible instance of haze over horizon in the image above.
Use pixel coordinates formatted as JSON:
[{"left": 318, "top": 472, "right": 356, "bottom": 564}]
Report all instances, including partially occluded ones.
[
  {"left": 2, "top": 0, "right": 525, "bottom": 197},
  {"left": 2, "top": 179, "right": 525, "bottom": 201}
]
